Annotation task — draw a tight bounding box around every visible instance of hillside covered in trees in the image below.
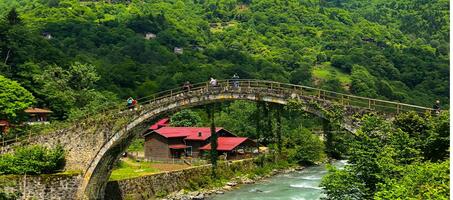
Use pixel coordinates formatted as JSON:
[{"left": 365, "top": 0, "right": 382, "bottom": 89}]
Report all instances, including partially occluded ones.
[{"left": 0, "top": 0, "right": 449, "bottom": 120}]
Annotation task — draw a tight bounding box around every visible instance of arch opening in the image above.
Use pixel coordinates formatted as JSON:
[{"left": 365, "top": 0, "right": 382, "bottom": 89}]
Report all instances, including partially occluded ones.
[{"left": 78, "top": 91, "right": 357, "bottom": 199}]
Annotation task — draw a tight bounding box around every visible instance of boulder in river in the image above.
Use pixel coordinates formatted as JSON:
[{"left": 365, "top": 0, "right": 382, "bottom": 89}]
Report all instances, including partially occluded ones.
[{"left": 226, "top": 181, "right": 237, "bottom": 186}]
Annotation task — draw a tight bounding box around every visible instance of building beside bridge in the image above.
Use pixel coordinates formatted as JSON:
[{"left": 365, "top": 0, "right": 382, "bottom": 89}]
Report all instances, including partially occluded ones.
[
  {"left": 24, "top": 108, "right": 53, "bottom": 125},
  {"left": 143, "top": 119, "right": 258, "bottom": 161},
  {"left": 199, "top": 137, "right": 257, "bottom": 160},
  {"left": 0, "top": 107, "right": 52, "bottom": 135}
]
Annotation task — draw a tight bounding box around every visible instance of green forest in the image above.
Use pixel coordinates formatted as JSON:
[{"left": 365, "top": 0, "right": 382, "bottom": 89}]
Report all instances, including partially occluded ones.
[
  {"left": 0, "top": 0, "right": 449, "bottom": 199},
  {"left": 0, "top": 0, "right": 449, "bottom": 121}
]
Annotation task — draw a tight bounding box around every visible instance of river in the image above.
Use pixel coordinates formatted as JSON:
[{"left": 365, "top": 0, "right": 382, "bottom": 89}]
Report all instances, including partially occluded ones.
[{"left": 209, "top": 160, "right": 347, "bottom": 200}]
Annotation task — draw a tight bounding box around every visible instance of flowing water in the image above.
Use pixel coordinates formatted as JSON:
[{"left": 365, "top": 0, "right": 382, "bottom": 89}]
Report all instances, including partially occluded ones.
[{"left": 210, "top": 160, "right": 347, "bottom": 200}]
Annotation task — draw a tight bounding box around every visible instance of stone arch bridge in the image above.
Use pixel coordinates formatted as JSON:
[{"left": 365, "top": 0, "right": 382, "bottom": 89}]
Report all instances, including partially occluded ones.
[{"left": 1, "top": 80, "right": 433, "bottom": 199}]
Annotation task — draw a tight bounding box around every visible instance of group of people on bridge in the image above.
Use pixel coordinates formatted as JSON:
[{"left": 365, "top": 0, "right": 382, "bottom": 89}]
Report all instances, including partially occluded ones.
[
  {"left": 126, "top": 97, "right": 138, "bottom": 110},
  {"left": 126, "top": 77, "right": 443, "bottom": 116},
  {"left": 182, "top": 74, "right": 241, "bottom": 92},
  {"left": 125, "top": 74, "right": 241, "bottom": 109}
]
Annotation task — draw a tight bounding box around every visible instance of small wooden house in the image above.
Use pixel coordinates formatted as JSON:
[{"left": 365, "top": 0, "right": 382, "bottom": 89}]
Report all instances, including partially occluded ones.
[{"left": 24, "top": 108, "right": 52, "bottom": 125}]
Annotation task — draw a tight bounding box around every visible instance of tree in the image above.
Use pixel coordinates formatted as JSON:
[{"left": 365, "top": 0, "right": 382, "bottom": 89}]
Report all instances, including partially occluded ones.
[
  {"left": 290, "top": 64, "right": 313, "bottom": 86},
  {"left": 170, "top": 110, "right": 202, "bottom": 127},
  {"left": 287, "top": 127, "right": 326, "bottom": 165},
  {"left": 6, "top": 8, "right": 20, "bottom": 25},
  {"left": 215, "top": 101, "right": 256, "bottom": 137},
  {"left": 321, "top": 166, "right": 368, "bottom": 200},
  {"left": 32, "top": 63, "right": 108, "bottom": 119},
  {"left": 0, "top": 75, "right": 34, "bottom": 121},
  {"left": 206, "top": 104, "right": 218, "bottom": 178},
  {"left": 350, "top": 65, "right": 377, "bottom": 97},
  {"left": 394, "top": 111, "right": 450, "bottom": 161}
]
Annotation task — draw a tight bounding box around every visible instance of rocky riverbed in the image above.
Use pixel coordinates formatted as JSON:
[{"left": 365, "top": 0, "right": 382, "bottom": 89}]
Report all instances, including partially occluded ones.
[{"left": 161, "top": 166, "right": 305, "bottom": 200}]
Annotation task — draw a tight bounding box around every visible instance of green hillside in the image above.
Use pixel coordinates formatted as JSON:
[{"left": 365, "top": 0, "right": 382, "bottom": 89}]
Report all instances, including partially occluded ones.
[{"left": 0, "top": 0, "right": 449, "bottom": 119}]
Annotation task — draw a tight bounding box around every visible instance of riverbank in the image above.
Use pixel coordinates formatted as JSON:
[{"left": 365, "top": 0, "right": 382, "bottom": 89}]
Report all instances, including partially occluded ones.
[
  {"left": 208, "top": 160, "right": 347, "bottom": 200},
  {"left": 163, "top": 164, "right": 304, "bottom": 200},
  {"left": 105, "top": 155, "right": 300, "bottom": 200}
]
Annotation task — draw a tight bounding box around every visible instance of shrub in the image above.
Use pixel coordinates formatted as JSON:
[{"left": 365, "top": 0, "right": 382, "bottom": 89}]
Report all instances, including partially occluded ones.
[{"left": 0, "top": 145, "right": 65, "bottom": 175}]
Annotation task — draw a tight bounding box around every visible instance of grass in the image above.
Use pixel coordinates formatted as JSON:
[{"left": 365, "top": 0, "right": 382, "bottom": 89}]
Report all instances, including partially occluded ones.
[
  {"left": 312, "top": 63, "right": 351, "bottom": 84},
  {"left": 109, "top": 158, "right": 191, "bottom": 181},
  {"left": 109, "top": 159, "right": 160, "bottom": 181}
]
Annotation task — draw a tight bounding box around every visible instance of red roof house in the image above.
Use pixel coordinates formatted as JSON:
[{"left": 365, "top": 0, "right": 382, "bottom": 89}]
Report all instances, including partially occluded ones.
[
  {"left": 149, "top": 118, "right": 170, "bottom": 130},
  {"left": 143, "top": 126, "right": 236, "bottom": 160},
  {"left": 199, "top": 137, "right": 251, "bottom": 151},
  {"left": 199, "top": 137, "right": 258, "bottom": 159}
]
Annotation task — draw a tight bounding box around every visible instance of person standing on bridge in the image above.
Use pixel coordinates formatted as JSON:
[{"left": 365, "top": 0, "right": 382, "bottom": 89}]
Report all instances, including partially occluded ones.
[
  {"left": 433, "top": 99, "right": 441, "bottom": 115},
  {"left": 210, "top": 77, "right": 218, "bottom": 87},
  {"left": 132, "top": 98, "right": 138, "bottom": 111},
  {"left": 232, "top": 73, "right": 239, "bottom": 88},
  {"left": 183, "top": 81, "right": 192, "bottom": 92},
  {"left": 127, "top": 97, "right": 133, "bottom": 110}
]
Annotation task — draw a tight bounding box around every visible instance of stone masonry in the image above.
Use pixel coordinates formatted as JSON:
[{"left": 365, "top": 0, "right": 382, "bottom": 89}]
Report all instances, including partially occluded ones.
[
  {"left": 104, "top": 159, "right": 257, "bottom": 200},
  {"left": 0, "top": 173, "right": 82, "bottom": 200}
]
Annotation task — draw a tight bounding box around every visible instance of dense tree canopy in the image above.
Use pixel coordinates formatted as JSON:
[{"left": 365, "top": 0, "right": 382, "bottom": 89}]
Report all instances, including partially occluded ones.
[
  {"left": 0, "top": 0, "right": 448, "bottom": 122},
  {"left": 0, "top": 2, "right": 448, "bottom": 197}
]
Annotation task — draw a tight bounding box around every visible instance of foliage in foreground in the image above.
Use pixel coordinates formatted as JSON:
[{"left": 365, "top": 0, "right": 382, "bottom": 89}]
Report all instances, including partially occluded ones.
[
  {"left": 374, "top": 160, "right": 449, "bottom": 200},
  {"left": 0, "top": 145, "right": 65, "bottom": 175},
  {"left": 320, "top": 112, "right": 450, "bottom": 200}
]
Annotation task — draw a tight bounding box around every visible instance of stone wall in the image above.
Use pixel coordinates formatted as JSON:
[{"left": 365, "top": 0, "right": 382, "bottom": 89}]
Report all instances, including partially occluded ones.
[
  {"left": 1, "top": 110, "right": 138, "bottom": 172},
  {"left": 105, "top": 158, "right": 257, "bottom": 200},
  {"left": 0, "top": 173, "right": 82, "bottom": 200}
]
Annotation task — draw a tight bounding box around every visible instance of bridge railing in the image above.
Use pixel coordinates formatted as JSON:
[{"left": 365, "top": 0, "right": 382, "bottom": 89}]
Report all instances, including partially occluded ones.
[
  {"left": 133, "top": 79, "right": 433, "bottom": 115},
  {"left": 231, "top": 79, "right": 433, "bottom": 114}
]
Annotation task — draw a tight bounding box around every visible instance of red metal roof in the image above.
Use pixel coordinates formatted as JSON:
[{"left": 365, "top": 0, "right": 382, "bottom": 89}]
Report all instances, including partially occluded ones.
[
  {"left": 149, "top": 118, "right": 170, "bottom": 130},
  {"left": 153, "top": 127, "right": 223, "bottom": 141},
  {"left": 169, "top": 144, "right": 188, "bottom": 149},
  {"left": 199, "top": 137, "right": 250, "bottom": 151}
]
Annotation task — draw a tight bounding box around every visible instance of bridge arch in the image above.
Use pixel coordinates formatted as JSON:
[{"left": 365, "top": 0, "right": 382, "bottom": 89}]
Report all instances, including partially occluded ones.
[
  {"left": 79, "top": 92, "right": 334, "bottom": 199},
  {"left": 64, "top": 80, "right": 429, "bottom": 199}
]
